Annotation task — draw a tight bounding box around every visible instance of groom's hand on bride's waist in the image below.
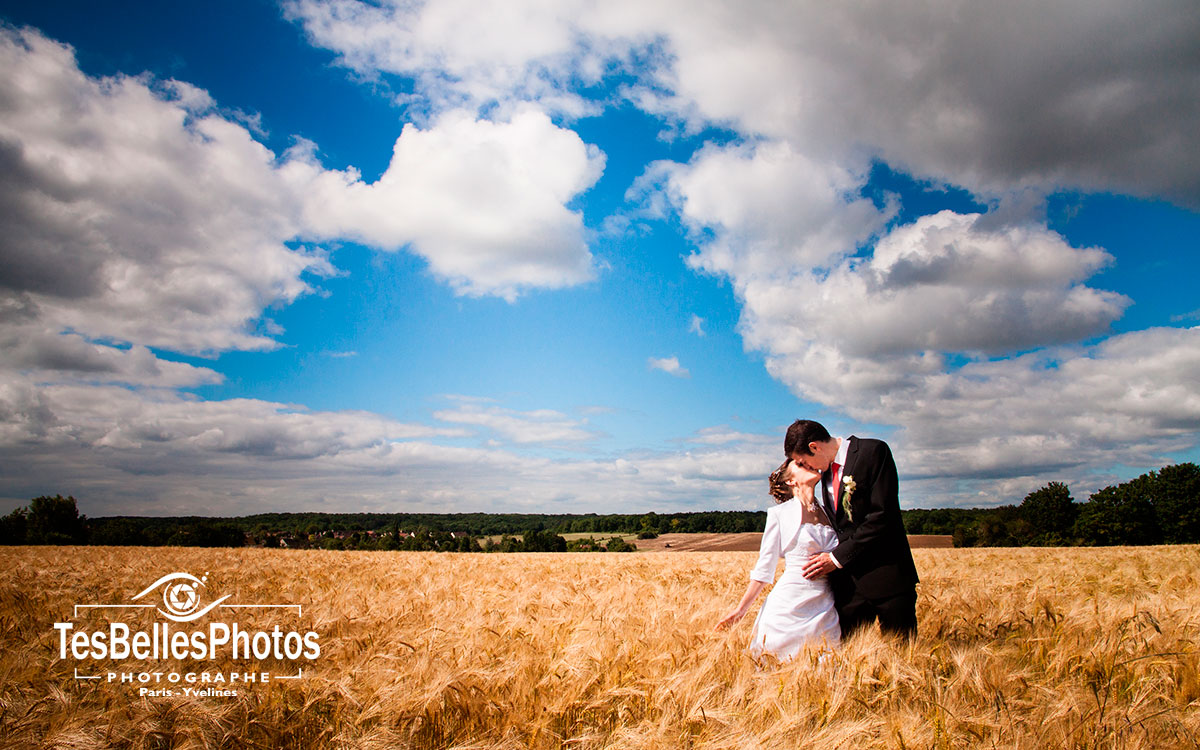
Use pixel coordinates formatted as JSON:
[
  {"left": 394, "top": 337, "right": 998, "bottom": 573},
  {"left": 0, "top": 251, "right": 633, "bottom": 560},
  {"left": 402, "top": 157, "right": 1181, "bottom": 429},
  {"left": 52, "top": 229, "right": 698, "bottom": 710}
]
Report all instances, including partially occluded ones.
[{"left": 802, "top": 552, "right": 838, "bottom": 579}]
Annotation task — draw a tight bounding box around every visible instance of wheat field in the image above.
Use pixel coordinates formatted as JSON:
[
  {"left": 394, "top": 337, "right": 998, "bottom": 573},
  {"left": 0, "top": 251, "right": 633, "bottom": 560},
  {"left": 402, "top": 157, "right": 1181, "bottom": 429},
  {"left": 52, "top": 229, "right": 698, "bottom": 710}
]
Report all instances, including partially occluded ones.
[{"left": 2, "top": 545, "right": 1199, "bottom": 749}]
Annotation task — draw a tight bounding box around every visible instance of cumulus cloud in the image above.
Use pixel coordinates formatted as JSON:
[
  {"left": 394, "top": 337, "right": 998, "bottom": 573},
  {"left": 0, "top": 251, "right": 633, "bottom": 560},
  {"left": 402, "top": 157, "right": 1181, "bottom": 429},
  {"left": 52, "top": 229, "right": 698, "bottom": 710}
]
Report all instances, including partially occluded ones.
[
  {"left": 294, "top": 108, "right": 604, "bottom": 300},
  {"left": 689, "top": 315, "right": 705, "bottom": 337},
  {"left": 289, "top": 0, "right": 1200, "bottom": 204},
  {"left": 431, "top": 402, "right": 599, "bottom": 444},
  {"left": 277, "top": 0, "right": 1200, "bottom": 509},
  {"left": 0, "top": 27, "right": 625, "bottom": 513},
  {"left": 887, "top": 326, "right": 1200, "bottom": 499},
  {"left": 0, "top": 371, "right": 782, "bottom": 515},
  {"left": 0, "top": 27, "right": 603, "bottom": 377},
  {"left": 655, "top": 141, "right": 892, "bottom": 277},
  {"left": 735, "top": 211, "right": 1128, "bottom": 363},
  {"left": 648, "top": 356, "right": 690, "bottom": 378},
  {"left": 283, "top": 0, "right": 653, "bottom": 118},
  {"left": 276, "top": 1, "right": 1200, "bottom": 502},
  {"left": 687, "top": 426, "right": 776, "bottom": 448},
  {"left": 4, "top": 2, "right": 1199, "bottom": 515},
  {"left": 0, "top": 28, "right": 334, "bottom": 356},
  {"left": 656, "top": 147, "right": 1195, "bottom": 502},
  {"left": 0, "top": 327, "right": 221, "bottom": 388},
  {"left": 716, "top": 243, "right": 1196, "bottom": 498}
]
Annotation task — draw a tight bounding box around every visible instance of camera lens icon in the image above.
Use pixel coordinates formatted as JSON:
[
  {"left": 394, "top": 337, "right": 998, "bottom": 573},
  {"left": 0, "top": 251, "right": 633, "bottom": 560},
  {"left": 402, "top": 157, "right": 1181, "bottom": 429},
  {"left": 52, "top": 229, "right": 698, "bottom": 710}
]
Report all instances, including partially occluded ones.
[{"left": 164, "top": 580, "right": 201, "bottom": 616}]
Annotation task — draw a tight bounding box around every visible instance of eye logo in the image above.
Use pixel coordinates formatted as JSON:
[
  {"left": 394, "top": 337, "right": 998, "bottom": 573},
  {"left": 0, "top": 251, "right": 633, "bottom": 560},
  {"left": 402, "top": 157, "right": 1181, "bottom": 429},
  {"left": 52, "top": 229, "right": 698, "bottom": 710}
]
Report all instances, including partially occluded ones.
[{"left": 131, "top": 572, "right": 232, "bottom": 622}]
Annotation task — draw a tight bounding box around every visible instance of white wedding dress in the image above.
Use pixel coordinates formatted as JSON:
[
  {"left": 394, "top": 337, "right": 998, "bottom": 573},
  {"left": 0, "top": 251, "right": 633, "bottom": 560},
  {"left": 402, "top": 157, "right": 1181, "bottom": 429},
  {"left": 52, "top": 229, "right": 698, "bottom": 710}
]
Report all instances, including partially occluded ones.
[{"left": 747, "top": 498, "right": 841, "bottom": 662}]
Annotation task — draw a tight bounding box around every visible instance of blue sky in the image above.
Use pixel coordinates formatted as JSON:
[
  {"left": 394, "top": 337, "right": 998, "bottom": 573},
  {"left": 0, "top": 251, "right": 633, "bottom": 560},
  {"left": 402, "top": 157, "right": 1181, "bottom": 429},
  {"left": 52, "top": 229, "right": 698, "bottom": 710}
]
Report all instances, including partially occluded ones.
[{"left": 1, "top": 0, "right": 1198, "bottom": 517}]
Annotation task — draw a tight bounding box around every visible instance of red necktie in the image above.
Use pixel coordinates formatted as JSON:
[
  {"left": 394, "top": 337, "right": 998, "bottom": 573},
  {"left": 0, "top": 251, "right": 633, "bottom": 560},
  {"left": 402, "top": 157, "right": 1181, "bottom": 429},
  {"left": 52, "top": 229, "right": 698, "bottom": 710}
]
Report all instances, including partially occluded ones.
[{"left": 830, "top": 462, "right": 842, "bottom": 512}]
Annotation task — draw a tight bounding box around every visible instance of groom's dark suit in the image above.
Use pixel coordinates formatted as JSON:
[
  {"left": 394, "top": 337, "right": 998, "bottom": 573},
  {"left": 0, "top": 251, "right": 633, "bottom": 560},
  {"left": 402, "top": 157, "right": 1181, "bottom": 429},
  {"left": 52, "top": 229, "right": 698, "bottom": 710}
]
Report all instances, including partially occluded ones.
[{"left": 823, "top": 436, "right": 919, "bottom": 638}]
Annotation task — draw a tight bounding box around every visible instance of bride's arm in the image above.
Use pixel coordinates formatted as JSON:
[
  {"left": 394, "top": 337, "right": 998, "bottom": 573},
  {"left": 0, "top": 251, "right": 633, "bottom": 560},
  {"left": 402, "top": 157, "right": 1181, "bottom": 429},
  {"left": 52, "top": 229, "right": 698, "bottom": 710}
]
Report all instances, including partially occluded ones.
[
  {"left": 715, "top": 580, "right": 767, "bottom": 630},
  {"left": 715, "top": 506, "right": 781, "bottom": 630}
]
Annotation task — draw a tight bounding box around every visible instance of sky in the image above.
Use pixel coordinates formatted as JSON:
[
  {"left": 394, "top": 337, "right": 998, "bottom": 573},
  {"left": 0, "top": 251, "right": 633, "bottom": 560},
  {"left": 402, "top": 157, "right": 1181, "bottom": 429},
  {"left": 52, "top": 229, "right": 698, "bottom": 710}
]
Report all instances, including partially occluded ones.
[{"left": 0, "top": 0, "right": 1198, "bottom": 518}]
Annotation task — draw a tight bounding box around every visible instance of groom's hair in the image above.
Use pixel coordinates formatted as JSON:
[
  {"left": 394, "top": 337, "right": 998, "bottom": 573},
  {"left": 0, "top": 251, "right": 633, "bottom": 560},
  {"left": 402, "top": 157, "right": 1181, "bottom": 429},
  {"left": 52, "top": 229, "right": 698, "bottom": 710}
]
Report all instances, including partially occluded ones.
[{"left": 784, "top": 419, "right": 831, "bottom": 457}]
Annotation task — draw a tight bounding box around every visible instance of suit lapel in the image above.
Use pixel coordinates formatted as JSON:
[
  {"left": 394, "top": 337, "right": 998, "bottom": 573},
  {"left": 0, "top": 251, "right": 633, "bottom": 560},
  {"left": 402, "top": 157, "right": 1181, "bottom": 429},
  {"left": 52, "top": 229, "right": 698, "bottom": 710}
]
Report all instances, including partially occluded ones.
[{"left": 821, "top": 470, "right": 838, "bottom": 529}]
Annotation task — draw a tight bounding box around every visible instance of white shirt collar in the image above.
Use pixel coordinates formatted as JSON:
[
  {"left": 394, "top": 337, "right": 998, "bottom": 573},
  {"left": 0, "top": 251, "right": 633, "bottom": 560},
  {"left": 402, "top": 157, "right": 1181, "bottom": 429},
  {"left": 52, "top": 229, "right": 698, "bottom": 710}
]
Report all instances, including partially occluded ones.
[{"left": 833, "top": 436, "right": 849, "bottom": 468}]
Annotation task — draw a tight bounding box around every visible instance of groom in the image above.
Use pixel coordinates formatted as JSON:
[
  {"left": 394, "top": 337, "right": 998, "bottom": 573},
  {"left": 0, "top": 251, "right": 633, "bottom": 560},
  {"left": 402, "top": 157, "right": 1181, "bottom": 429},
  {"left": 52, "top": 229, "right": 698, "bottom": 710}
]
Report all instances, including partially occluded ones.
[{"left": 786, "top": 419, "right": 919, "bottom": 639}]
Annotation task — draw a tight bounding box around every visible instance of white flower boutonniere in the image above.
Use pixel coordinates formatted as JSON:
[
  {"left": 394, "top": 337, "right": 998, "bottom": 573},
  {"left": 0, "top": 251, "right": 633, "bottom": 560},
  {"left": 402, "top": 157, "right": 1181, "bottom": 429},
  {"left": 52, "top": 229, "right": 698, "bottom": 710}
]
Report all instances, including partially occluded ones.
[{"left": 841, "top": 475, "right": 856, "bottom": 522}]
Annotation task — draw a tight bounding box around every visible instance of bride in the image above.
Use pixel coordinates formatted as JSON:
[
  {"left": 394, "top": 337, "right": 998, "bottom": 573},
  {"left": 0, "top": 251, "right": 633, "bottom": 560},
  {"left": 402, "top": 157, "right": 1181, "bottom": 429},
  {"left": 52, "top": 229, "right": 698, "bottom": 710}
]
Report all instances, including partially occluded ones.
[{"left": 715, "top": 459, "right": 840, "bottom": 661}]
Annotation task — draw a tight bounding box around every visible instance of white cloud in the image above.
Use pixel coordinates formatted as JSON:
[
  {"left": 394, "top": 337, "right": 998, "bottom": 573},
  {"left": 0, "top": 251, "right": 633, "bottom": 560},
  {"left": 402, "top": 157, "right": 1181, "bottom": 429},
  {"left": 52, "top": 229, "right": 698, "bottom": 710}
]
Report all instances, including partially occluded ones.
[
  {"left": 431, "top": 402, "right": 599, "bottom": 444},
  {"left": 294, "top": 108, "right": 604, "bottom": 300},
  {"left": 0, "top": 28, "right": 633, "bottom": 514},
  {"left": 0, "top": 372, "right": 783, "bottom": 515},
  {"left": 736, "top": 211, "right": 1128, "bottom": 363},
  {"left": 0, "top": 375, "right": 466, "bottom": 457},
  {"left": 687, "top": 425, "right": 775, "bottom": 448},
  {"left": 655, "top": 153, "right": 1194, "bottom": 501},
  {"left": 885, "top": 326, "right": 1200, "bottom": 501},
  {"left": 0, "top": 28, "right": 333, "bottom": 355},
  {"left": 752, "top": 314, "right": 1200, "bottom": 494},
  {"left": 288, "top": 0, "right": 1200, "bottom": 205},
  {"left": 0, "top": 327, "right": 221, "bottom": 388},
  {"left": 689, "top": 314, "right": 705, "bottom": 337},
  {"left": 648, "top": 356, "right": 689, "bottom": 378},
  {"left": 4, "top": 5, "right": 1199, "bottom": 515},
  {"left": 284, "top": 0, "right": 652, "bottom": 118},
  {"left": 0, "top": 27, "right": 603, "bottom": 379},
  {"left": 279, "top": 0, "right": 1200, "bottom": 507},
  {"left": 659, "top": 141, "right": 893, "bottom": 277}
]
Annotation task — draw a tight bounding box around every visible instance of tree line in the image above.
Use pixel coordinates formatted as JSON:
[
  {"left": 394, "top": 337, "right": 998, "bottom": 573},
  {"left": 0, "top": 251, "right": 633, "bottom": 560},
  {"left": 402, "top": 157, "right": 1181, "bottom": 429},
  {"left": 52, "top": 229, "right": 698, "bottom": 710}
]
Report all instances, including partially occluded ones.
[
  {"left": 1, "top": 463, "right": 1196, "bottom": 549},
  {"left": 901, "top": 463, "right": 1199, "bottom": 546},
  {"left": 0, "top": 498, "right": 653, "bottom": 552}
]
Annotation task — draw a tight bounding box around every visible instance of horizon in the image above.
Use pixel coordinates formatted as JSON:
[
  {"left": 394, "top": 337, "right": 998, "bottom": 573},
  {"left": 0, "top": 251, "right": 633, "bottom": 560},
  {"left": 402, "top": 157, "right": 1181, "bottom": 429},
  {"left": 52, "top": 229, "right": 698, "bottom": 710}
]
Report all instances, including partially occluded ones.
[
  {"left": 1, "top": 0, "right": 1198, "bottom": 518},
  {"left": 18, "top": 457, "right": 1188, "bottom": 521}
]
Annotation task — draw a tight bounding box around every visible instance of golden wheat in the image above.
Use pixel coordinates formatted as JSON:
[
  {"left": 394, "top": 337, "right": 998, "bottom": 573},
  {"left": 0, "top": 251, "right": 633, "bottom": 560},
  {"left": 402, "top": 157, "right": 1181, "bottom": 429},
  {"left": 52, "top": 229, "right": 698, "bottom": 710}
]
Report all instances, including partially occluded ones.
[{"left": 2, "top": 545, "right": 1199, "bottom": 749}]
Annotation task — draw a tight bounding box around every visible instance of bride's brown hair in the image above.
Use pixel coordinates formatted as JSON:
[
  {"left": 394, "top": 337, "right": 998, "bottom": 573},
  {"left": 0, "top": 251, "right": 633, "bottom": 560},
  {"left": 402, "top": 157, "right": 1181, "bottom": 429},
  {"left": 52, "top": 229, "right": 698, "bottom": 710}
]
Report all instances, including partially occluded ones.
[{"left": 768, "top": 459, "right": 793, "bottom": 504}]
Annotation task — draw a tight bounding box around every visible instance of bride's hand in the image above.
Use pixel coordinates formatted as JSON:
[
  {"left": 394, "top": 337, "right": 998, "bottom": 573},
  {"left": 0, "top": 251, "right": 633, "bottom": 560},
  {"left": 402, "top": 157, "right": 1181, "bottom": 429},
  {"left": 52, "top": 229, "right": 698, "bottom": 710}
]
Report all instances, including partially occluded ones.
[{"left": 714, "top": 608, "right": 745, "bottom": 631}]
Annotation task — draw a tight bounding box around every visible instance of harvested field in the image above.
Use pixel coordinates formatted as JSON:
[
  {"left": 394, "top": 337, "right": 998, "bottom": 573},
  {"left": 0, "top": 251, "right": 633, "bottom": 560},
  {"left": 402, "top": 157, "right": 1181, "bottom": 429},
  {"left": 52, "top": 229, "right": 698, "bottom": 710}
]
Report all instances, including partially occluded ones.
[{"left": 634, "top": 532, "right": 764, "bottom": 552}]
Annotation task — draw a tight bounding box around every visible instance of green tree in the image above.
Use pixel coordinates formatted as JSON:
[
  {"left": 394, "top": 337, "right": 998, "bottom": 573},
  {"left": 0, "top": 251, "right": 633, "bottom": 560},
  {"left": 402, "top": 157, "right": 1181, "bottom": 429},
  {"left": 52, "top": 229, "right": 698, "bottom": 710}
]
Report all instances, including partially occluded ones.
[
  {"left": 166, "top": 521, "right": 244, "bottom": 547},
  {"left": 1149, "top": 463, "right": 1200, "bottom": 544},
  {"left": 639, "top": 512, "right": 660, "bottom": 534},
  {"left": 517, "top": 529, "right": 567, "bottom": 552},
  {"left": 0, "top": 507, "right": 28, "bottom": 544},
  {"left": 1074, "top": 484, "right": 1160, "bottom": 546},
  {"left": 567, "top": 536, "right": 604, "bottom": 552},
  {"left": 951, "top": 524, "right": 978, "bottom": 548},
  {"left": 88, "top": 518, "right": 148, "bottom": 546},
  {"left": 27, "top": 495, "right": 86, "bottom": 544},
  {"left": 1019, "top": 482, "right": 1078, "bottom": 545},
  {"left": 604, "top": 536, "right": 636, "bottom": 552}
]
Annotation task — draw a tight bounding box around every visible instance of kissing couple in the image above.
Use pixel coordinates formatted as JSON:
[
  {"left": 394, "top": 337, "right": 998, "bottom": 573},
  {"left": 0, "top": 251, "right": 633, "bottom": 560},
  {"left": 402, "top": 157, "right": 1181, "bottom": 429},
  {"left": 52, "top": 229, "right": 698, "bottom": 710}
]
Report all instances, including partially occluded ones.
[{"left": 716, "top": 419, "right": 919, "bottom": 662}]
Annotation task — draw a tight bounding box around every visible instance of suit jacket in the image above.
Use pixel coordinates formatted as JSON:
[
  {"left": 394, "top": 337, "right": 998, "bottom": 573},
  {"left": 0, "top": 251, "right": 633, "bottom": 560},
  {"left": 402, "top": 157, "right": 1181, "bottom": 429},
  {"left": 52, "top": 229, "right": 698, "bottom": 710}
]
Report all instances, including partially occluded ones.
[{"left": 826, "top": 436, "right": 919, "bottom": 601}]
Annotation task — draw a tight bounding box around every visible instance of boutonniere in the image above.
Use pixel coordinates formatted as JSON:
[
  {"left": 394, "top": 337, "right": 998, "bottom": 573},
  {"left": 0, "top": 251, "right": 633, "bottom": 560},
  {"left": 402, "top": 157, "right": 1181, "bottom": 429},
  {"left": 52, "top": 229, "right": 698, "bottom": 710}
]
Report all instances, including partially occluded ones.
[{"left": 841, "top": 476, "right": 856, "bottom": 522}]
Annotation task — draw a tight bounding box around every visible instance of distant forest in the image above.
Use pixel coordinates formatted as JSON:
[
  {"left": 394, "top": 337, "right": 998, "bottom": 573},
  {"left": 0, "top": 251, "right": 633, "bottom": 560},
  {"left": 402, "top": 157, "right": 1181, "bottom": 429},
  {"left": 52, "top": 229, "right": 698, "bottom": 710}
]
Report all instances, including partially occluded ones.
[{"left": 2, "top": 463, "right": 1196, "bottom": 551}]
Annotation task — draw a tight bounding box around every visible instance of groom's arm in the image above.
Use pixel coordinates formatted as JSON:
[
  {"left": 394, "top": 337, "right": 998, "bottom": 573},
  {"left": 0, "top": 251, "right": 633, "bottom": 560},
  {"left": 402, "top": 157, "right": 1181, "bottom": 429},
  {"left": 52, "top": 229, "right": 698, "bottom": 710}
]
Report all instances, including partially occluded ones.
[{"left": 829, "top": 440, "right": 899, "bottom": 568}]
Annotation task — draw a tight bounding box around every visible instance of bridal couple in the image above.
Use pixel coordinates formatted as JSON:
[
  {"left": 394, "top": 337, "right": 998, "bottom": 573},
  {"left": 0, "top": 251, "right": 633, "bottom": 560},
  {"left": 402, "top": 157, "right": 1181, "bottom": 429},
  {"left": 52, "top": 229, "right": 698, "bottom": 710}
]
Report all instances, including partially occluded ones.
[{"left": 716, "top": 420, "right": 919, "bottom": 662}]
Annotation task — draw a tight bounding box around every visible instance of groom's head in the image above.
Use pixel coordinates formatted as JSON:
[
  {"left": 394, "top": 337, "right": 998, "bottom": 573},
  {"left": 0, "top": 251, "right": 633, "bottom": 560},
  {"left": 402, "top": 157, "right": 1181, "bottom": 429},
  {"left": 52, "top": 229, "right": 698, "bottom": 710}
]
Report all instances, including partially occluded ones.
[{"left": 785, "top": 419, "right": 837, "bottom": 472}]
